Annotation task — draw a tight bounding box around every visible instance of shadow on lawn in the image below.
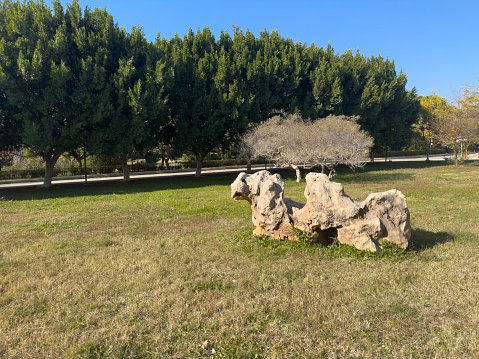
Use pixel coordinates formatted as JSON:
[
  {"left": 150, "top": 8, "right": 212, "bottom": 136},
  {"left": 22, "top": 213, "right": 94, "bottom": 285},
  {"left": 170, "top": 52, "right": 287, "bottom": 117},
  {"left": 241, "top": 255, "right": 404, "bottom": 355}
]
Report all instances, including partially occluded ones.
[
  {"left": 285, "top": 160, "right": 453, "bottom": 185},
  {"left": 0, "top": 172, "right": 244, "bottom": 202},
  {"left": 281, "top": 168, "right": 416, "bottom": 185},
  {"left": 408, "top": 228, "right": 454, "bottom": 252},
  {"left": 0, "top": 160, "right": 469, "bottom": 202}
]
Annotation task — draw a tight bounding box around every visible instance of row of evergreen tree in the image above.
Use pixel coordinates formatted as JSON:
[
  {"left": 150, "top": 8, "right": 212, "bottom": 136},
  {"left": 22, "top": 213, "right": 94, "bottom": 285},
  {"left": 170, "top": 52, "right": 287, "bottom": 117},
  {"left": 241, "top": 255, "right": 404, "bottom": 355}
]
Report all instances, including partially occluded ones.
[{"left": 0, "top": 0, "right": 420, "bottom": 185}]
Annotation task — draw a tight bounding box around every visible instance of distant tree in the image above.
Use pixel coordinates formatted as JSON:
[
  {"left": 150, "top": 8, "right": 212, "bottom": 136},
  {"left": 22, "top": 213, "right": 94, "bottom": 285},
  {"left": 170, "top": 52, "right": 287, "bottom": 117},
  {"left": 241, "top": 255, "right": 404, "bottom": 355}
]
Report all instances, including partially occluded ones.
[
  {"left": 457, "top": 90, "right": 479, "bottom": 147},
  {"left": 295, "top": 49, "right": 420, "bottom": 154},
  {"left": 139, "top": 36, "right": 173, "bottom": 168},
  {"left": 0, "top": 82, "right": 21, "bottom": 170},
  {"left": 238, "top": 113, "right": 373, "bottom": 182},
  {"left": 0, "top": 1, "right": 29, "bottom": 159},
  {"left": 86, "top": 25, "right": 147, "bottom": 182},
  {"left": 0, "top": 36, "right": 22, "bottom": 164},
  {"left": 429, "top": 90, "right": 479, "bottom": 165},
  {"left": 416, "top": 91, "right": 449, "bottom": 159},
  {"left": 0, "top": 4, "right": 420, "bottom": 183}
]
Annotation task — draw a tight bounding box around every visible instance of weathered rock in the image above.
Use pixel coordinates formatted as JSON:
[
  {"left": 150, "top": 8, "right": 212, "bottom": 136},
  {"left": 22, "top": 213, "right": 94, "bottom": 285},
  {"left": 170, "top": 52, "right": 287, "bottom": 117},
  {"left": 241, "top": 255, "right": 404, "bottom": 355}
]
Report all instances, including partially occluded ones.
[
  {"left": 231, "top": 171, "right": 297, "bottom": 239},
  {"left": 295, "top": 173, "right": 411, "bottom": 250},
  {"left": 293, "top": 173, "right": 361, "bottom": 244},
  {"left": 231, "top": 170, "right": 411, "bottom": 252},
  {"left": 357, "top": 189, "right": 411, "bottom": 249}
]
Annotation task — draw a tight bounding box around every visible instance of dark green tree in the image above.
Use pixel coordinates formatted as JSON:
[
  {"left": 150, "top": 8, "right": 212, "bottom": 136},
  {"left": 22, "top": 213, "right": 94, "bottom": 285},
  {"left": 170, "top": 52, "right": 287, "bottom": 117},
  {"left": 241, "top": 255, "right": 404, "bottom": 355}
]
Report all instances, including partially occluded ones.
[
  {"left": 1, "top": 0, "right": 79, "bottom": 186},
  {"left": 166, "top": 27, "right": 256, "bottom": 176},
  {"left": 298, "top": 47, "right": 420, "bottom": 153},
  {"left": 0, "top": 0, "right": 117, "bottom": 186},
  {"left": 1, "top": 3, "right": 420, "bottom": 183},
  {"left": 0, "top": 1, "right": 24, "bottom": 168}
]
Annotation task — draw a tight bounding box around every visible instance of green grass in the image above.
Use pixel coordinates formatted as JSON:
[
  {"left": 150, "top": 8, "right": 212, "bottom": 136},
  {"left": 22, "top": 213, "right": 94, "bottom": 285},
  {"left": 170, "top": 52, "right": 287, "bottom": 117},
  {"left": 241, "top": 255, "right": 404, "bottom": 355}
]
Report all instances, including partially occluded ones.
[{"left": 1, "top": 162, "right": 478, "bottom": 358}]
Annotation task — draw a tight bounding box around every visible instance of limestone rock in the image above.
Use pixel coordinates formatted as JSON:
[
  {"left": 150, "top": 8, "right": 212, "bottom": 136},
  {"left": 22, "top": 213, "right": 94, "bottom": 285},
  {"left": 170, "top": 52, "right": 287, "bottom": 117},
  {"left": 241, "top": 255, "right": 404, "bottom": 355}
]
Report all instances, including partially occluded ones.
[
  {"left": 357, "top": 189, "right": 411, "bottom": 249},
  {"left": 231, "top": 170, "right": 411, "bottom": 251},
  {"left": 231, "top": 171, "right": 294, "bottom": 239},
  {"left": 294, "top": 173, "right": 361, "bottom": 241}
]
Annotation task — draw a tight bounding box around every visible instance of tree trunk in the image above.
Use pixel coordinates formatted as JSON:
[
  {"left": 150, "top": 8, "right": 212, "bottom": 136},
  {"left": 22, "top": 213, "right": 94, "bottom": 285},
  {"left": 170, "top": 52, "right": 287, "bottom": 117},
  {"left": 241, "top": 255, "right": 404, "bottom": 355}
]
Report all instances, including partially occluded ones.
[
  {"left": 160, "top": 147, "right": 172, "bottom": 170},
  {"left": 291, "top": 164, "right": 301, "bottom": 182},
  {"left": 121, "top": 153, "right": 130, "bottom": 181},
  {"left": 165, "top": 148, "right": 171, "bottom": 170},
  {"left": 246, "top": 161, "right": 252, "bottom": 173},
  {"left": 43, "top": 153, "right": 62, "bottom": 187},
  {"left": 195, "top": 153, "right": 207, "bottom": 177},
  {"left": 321, "top": 164, "right": 326, "bottom": 174},
  {"left": 426, "top": 138, "right": 430, "bottom": 161},
  {"left": 69, "top": 150, "right": 84, "bottom": 168},
  {"left": 328, "top": 167, "right": 336, "bottom": 179}
]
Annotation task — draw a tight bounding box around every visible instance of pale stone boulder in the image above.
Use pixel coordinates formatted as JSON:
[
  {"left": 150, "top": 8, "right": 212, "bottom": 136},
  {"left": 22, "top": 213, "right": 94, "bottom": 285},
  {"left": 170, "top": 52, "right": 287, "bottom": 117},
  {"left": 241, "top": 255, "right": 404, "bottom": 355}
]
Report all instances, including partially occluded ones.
[
  {"left": 231, "top": 170, "right": 411, "bottom": 252},
  {"left": 293, "top": 173, "right": 361, "bottom": 244},
  {"left": 294, "top": 173, "right": 411, "bottom": 250},
  {"left": 231, "top": 171, "right": 296, "bottom": 239}
]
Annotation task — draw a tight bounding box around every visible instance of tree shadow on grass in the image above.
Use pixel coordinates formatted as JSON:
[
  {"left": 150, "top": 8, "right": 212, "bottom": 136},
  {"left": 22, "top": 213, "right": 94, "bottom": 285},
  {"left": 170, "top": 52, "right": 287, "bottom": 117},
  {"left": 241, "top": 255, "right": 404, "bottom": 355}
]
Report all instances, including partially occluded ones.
[
  {"left": 320, "top": 160, "right": 453, "bottom": 185},
  {"left": 0, "top": 160, "right": 459, "bottom": 202},
  {"left": 279, "top": 162, "right": 444, "bottom": 185},
  {"left": 0, "top": 172, "right": 243, "bottom": 202},
  {"left": 362, "top": 160, "right": 452, "bottom": 171},
  {"left": 408, "top": 228, "right": 455, "bottom": 253},
  {"left": 277, "top": 168, "right": 416, "bottom": 187}
]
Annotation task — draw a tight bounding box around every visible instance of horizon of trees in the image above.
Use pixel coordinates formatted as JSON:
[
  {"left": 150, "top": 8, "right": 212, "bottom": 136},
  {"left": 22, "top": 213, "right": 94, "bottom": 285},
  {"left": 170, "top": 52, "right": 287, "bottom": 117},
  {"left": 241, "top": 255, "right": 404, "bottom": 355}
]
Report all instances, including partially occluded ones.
[{"left": 0, "top": 0, "right": 422, "bottom": 186}]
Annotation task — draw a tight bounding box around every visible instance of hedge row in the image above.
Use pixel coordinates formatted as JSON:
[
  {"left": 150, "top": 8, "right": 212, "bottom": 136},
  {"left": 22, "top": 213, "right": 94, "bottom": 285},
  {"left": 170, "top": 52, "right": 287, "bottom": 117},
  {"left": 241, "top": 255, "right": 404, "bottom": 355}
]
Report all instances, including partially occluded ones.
[{"left": 373, "top": 149, "right": 446, "bottom": 157}]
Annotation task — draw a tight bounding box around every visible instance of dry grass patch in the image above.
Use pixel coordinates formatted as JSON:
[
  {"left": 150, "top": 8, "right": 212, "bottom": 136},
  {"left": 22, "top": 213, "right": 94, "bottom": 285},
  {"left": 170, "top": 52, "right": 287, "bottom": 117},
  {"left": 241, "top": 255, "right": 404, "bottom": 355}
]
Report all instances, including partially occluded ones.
[{"left": 0, "top": 165, "right": 478, "bottom": 358}]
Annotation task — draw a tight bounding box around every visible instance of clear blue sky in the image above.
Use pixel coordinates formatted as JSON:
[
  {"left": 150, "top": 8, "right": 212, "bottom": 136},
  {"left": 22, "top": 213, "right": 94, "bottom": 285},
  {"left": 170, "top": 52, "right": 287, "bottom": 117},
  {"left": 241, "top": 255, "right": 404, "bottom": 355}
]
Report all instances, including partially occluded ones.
[{"left": 52, "top": 0, "right": 479, "bottom": 101}]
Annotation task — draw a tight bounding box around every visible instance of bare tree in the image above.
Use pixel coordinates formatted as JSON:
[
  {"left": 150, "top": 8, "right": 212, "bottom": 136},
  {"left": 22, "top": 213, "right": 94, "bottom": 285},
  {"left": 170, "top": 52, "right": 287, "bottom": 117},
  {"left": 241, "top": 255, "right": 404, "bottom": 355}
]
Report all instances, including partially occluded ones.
[
  {"left": 238, "top": 113, "right": 373, "bottom": 182},
  {"left": 315, "top": 115, "right": 374, "bottom": 176}
]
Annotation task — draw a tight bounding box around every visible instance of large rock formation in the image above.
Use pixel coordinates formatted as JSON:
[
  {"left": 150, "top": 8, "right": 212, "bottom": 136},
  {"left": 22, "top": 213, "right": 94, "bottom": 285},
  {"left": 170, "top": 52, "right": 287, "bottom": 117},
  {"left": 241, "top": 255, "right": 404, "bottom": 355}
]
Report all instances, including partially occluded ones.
[{"left": 231, "top": 170, "right": 411, "bottom": 252}]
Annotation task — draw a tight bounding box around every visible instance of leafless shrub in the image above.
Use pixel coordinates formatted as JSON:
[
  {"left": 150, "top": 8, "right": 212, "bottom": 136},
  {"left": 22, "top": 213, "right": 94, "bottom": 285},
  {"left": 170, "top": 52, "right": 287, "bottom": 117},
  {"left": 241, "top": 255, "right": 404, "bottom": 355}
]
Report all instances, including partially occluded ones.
[{"left": 237, "top": 112, "right": 373, "bottom": 181}]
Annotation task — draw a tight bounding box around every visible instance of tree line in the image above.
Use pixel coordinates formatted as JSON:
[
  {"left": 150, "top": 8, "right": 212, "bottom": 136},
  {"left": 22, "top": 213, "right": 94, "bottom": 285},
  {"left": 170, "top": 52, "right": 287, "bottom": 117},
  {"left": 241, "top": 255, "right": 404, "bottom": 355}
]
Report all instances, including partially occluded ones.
[{"left": 0, "top": 0, "right": 420, "bottom": 186}]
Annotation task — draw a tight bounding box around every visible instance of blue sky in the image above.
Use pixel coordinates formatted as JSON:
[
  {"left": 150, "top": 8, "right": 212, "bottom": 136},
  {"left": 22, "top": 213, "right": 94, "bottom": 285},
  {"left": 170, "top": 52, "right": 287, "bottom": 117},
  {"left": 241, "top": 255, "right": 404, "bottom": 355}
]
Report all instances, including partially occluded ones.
[{"left": 52, "top": 0, "right": 479, "bottom": 101}]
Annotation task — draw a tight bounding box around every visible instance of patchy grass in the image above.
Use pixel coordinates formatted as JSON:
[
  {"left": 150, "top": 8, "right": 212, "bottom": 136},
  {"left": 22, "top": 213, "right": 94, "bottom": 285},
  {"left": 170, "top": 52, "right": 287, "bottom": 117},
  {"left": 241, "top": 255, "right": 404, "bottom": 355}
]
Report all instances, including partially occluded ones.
[{"left": 0, "top": 163, "right": 478, "bottom": 358}]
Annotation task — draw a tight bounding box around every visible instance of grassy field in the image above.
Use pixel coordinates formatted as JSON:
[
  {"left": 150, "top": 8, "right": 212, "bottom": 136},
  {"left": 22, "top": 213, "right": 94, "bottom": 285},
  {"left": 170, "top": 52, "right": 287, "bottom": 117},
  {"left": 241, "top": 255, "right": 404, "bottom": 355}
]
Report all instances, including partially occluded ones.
[{"left": 1, "top": 162, "right": 478, "bottom": 358}]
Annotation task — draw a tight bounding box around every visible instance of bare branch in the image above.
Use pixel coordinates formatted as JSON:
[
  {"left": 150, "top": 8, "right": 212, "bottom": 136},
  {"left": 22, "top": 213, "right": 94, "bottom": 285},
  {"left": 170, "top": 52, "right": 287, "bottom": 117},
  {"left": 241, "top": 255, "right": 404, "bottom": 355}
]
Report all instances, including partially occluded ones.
[{"left": 237, "top": 113, "right": 374, "bottom": 182}]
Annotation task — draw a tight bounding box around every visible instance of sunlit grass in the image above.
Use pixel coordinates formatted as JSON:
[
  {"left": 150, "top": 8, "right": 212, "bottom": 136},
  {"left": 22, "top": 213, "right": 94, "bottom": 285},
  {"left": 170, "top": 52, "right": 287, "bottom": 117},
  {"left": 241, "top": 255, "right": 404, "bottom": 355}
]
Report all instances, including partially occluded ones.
[{"left": 1, "top": 163, "right": 478, "bottom": 358}]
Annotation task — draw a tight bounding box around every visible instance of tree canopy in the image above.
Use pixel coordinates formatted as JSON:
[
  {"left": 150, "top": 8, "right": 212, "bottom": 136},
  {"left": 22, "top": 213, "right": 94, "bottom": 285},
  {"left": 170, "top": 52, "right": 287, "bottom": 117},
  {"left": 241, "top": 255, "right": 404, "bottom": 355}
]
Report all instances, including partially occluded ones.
[{"left": 0, "top": 0, "right": 421, "bottom": 185}]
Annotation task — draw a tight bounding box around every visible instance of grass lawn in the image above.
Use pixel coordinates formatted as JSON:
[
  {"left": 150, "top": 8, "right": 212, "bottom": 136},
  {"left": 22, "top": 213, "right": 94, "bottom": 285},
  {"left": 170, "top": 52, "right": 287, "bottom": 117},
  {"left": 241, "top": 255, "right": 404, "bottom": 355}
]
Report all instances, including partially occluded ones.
[{"left": 1, "top": 162, "right": 478, "bottom": 358}]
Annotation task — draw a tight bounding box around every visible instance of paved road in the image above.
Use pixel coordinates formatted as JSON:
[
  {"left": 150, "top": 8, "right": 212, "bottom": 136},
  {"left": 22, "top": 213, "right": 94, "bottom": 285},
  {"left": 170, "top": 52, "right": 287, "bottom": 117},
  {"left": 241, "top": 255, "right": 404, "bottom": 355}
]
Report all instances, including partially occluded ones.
[
  {"left": 1, "top": 153, "right": 477, "bottom": 190},
  {"left": 0, "top": 164, "right": 275, "bottom": 190}
]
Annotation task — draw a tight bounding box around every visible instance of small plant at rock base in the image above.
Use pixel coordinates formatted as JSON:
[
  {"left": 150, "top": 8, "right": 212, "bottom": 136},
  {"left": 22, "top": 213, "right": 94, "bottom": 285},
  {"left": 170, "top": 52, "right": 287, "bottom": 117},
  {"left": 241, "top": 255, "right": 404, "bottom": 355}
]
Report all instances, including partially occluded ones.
[
  {"left": 291, "top": 225, "right": 314, "bottom": 244},
  {"left": 254, "top": 232, "right": 413, "bottom": 261}
]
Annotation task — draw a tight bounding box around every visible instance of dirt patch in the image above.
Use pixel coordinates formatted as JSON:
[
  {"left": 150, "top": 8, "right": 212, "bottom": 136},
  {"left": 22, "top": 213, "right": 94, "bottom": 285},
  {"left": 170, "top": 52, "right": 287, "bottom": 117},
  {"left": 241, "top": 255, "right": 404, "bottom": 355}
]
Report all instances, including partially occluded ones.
[{"left": 161, "top": 217, "right": 216, "bottom": 234}]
